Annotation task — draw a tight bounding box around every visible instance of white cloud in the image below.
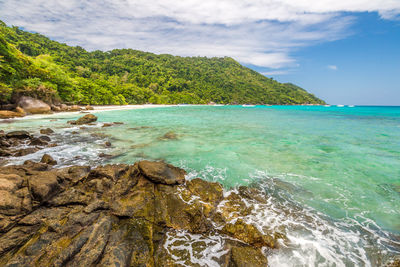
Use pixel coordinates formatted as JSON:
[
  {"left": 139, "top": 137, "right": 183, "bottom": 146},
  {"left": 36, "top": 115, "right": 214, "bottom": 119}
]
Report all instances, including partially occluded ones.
[
  {"left": 0, "top": 0, "right": 399, "bottom": 69},
  {"left": 327, "top": 65, "right": 338, "bottom": 70}
]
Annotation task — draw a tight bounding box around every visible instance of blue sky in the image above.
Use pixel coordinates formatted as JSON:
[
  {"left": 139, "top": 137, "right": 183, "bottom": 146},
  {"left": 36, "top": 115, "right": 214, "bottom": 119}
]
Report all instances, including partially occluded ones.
[{"left": 0, "top": 0, "right": 399, "bottom": 105}]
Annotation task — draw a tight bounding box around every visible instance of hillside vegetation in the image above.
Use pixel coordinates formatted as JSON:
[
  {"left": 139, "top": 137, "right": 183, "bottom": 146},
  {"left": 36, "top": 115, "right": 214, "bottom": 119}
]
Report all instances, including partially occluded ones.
[{"left": 0, "top": 21, "right": 325, "bottom": 105}]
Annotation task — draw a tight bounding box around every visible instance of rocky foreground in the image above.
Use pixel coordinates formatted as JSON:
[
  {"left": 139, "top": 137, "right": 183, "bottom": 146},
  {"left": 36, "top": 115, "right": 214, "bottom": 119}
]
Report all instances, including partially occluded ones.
[{"left": 0, "top": 156, "right": 284, "bottom": 266}]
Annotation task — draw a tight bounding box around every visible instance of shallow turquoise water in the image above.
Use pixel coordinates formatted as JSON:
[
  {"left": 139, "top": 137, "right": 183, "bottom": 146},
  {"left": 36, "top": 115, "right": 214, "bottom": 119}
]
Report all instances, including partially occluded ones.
[{"left": 2, "top": 105, "right": 400, "bottom": 266}]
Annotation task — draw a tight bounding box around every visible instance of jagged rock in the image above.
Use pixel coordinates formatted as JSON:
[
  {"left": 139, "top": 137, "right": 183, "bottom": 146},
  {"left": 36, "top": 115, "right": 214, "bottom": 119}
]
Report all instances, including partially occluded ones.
[
  {"left": 40, "top": 154, "right": 57, "bottom": 165},
  {"left": 17, "top": 96, "right": 51, "bottom": 114},
  {"left": 6, "top": 130, "right": 31, "bottom": 139},
  {"left": 40, "top": 128, "right": 54, "bottom": 135},
  {"left": 0, "top": 161, "right": 275, "bottom": 267},
  {"left": 29, "top": 171, "right": 63, "bottom": 202},
  {"left": 138, "top": 160, "right": 186, "bottom": 185},
  {"left": 222, "top": 219, "right": 277, "bottom": 248},
  {"left": 228, "top": 246, "right": 268, "bottom": 267},
  {"left": 68, "top": 114, "right": 98, "bottom": 125}
]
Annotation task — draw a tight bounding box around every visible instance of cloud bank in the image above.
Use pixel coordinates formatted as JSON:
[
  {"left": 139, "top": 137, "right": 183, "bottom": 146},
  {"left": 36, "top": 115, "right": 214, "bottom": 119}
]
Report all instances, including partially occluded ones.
[{"left": 0, "top": 0, "right": 399, "bottom": 70}]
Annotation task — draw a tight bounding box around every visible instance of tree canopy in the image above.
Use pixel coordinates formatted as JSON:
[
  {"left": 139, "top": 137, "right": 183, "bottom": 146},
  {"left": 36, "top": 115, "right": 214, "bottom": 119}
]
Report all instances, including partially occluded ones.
[{"left": 0, "top": 20, "right": 325, "bottom": 105}]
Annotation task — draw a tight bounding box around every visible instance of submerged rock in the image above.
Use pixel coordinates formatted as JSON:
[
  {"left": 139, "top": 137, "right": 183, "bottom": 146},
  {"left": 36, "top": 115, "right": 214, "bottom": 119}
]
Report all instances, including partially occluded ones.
[
  {"left": 0, "top": 161, "right": 278, "bottom": 266},
  {"left": 159, "top": 131, "right": 178, "bottom": 140}
]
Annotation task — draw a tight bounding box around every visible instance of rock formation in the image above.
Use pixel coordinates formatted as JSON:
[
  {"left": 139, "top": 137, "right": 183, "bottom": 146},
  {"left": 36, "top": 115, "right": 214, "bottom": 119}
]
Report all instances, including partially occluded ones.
[{"left": 0, "top": 160, "right": 281, "bottom": 266}]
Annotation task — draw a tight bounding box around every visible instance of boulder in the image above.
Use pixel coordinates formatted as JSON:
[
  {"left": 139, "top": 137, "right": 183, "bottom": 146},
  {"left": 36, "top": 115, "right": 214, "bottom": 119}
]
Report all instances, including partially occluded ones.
[
  {"left": 51, "top": 105, "right": 61, "bottom": 112},
  {"left": 6, "top": 130, "right": 31, "bottom": 139},
  {"left": 29, "top": 137, "right": 48, "bottom": 146},
  {"left": 60, "top": 104, "right": 68, "bottom": 111},
  {"left": 69, "top": 114, "right": 98, "bottom": 125},
  {"left": 138, "top": 160, "right": 186, "bottom": 185},
  {"left": 0, "top": 110, "right": 25, "bottom": 119},
  {"left": 69, "top": 105, "right": 81, "bottom": 111},
  {"left": 17, "top": 96, "right": 51, "bottom": 114},
  {"left": 41, "top": 154, "right": 57, "bottom": 165},
  {"left": 40, "top": 128, "right": 54, "bottom": 135},
  {"left": 28, "top": 171, "right": 62, "bottom": 202}
]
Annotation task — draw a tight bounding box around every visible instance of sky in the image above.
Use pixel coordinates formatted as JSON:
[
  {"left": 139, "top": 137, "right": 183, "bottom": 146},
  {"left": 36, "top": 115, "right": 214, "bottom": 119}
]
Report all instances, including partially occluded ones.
[{"left": 0, "top": 0, "right": 399, "bottom": 105}]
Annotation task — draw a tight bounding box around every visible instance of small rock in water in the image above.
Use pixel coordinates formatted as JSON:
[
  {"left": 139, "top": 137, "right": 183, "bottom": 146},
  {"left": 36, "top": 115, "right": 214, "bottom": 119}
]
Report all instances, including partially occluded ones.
[
  {"left": 39, "top": 135, "right": 51, "bottom": 142},
  {"left": 102, "top": 123, "right": 113, "bottom": 127},
  {"left": 104, "top": 141, "right": 112, "bottom": 147},
  {"left": 6, "top": 130, "right": 31, "bottom": 139},
  {"left": 68, "top": 114, "right": 98, "bottom": 125},
  {"left": 13, "top": 147, "right": 39, "bottom": 157},
  {"left": 40, "top": 128, "right": 54, "bottom": 135},
  {"left": 159, "top": 131, "right": 178, "bottom": 140},
  {"left": 40, "top": 154, "right": 57, "bottom": 165},
  {"left": 113, "top": 122, "right": 124, "bottom": 125},
  {"left": 29, "top": 138, "right": 48, "bottom": 147},
  {"left": 99, "top": 153, "right": 113, "bottom": 158}
]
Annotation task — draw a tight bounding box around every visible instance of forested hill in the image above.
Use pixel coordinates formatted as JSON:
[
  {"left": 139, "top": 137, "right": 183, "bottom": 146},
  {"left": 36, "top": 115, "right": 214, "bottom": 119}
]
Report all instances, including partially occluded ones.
[{"left": 0, "top": 21, "right": 325, "bottom": 105}]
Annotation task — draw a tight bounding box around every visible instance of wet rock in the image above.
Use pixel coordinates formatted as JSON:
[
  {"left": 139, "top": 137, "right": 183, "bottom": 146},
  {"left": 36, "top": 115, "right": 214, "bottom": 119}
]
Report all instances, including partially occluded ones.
[
  {"left": 102, "top": 123, "right": 113, "bottom": 127},
  {"left": 40, "top": 154, "right": 57, "bottom": 165},
  {"left": 14, "top": 147, "right": 39, "bottom": 157},
  {"left": 222, "top": 219, "right": 277, "bottom": 248},
  {"left": 113, "top": 122, "right": 123, "bottom": 125},
  {"left": 104, "top": 141, "right": 111, "bottom": 147},
  {"left": 69, "top": 114, "right": 98, "bottom": 125},
  {"left": 0, "top": 161, "right": 279, "bottom": 266},
  {"left": 99, "top": 153, "right": 113, "bottom": 158},
  {"left": 0, "top": 148, "right": 12, "bottom": 157},
  {"left": 40, "top": 128, "right": 54, "bottom": 135},
  {"left": 228, "top": 246, "right": 268, "bottom": 267},
  {"left": 6, "top": 130, "right": 31, "bottom": 139},
  {"left": 17, "top": 96, "right": 51, "bottom": 114},
  {"left": 138, "top": 160, "right": 186, "bottom": 185},
  {"left": 39, "top": 135, "right": 51, "bottom": 142},
  {"left": 29, "top": 137, "right": 48, "bottom": 146}
]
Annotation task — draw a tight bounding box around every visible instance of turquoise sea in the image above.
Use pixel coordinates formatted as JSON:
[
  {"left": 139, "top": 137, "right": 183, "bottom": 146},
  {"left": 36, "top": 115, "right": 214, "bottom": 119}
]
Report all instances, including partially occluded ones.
[{"left": 1, "top": 105, "right": 400, "bottom": 266}]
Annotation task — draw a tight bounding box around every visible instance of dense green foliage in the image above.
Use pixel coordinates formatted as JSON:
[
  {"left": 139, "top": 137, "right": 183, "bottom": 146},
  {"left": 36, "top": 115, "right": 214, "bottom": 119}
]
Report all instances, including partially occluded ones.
[{"left": 0, "top": 21, "right": 325, "bottom": 105}]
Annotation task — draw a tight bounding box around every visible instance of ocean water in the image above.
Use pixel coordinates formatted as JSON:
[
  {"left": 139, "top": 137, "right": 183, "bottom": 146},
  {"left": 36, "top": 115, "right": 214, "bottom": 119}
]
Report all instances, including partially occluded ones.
[{"left": 1, "top": 105, "right": 400, "bottom": 266}]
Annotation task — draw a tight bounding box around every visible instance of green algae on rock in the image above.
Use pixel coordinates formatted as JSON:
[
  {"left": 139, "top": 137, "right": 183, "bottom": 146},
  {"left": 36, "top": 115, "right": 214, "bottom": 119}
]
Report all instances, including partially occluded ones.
[{"left": 0, "top": 160, "right": 282, "bottom": 266}]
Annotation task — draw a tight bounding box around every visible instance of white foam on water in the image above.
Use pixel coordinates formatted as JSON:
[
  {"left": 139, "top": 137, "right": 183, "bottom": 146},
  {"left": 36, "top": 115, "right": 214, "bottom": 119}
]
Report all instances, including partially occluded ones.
[
  {"left": 163, "top": 230, "right": 229, "bottom": 267},
  {"left": 179, "top": 165, "right": 399, "bottom": 266}
]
